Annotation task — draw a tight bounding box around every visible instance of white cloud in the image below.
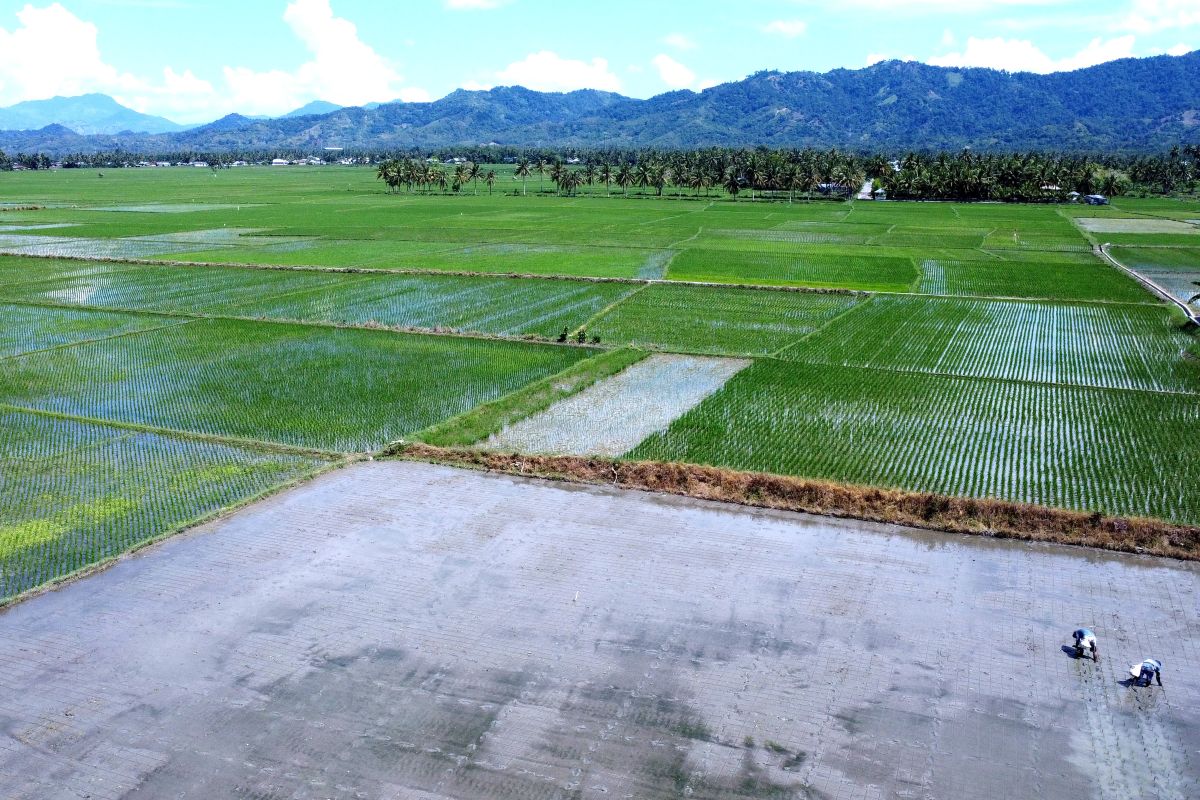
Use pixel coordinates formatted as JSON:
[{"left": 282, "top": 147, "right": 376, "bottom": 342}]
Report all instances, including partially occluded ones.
[
  {"left": 445, "top": 0, "right": 503, "bottom": 8},
  {"left": 833, "top": 0, "right": 1075, "bottom": 9},
  {"left": 1120, "top": 0, "right": 1200, "bottom": 33},
  {"left": 651, "top": 54, "right": 696, "bottom": 89},
  {"left": 762, "top": 19, "right": 807, "bottom": 37},
  {"left": 865, "top": 53, "right": 889, "bottom": 66},
  {"left": 929, "top": 35, "right": 1137, "bottom": 73},
  {"left": 219, "top": 0, "right": 412, "bottom": 114},
  {"left": 0, "top": 4, "right": 136, "bottom": 106},
  {"left": 492, "top": 51, "right": 621, "bottom": 93},
  {"left": 0, "top": 1, "right": 427, "bottom": 123},
  {"left": 663, "top": 32, "right": 696, "bottom": 50},
  {"left": 1166, "top": 43, "right": 1193, "bottom": 56},
  {"left": 941, "top": 28, "right": 956, "bottom": 46}
]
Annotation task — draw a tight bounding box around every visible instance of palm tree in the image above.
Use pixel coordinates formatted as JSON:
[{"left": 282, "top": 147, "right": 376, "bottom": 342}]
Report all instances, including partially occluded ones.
[
  {"left": 535, "top": 158, "right": 549, "bottom": 193},
  {"left": 464, "top": 161, "right": 482, "bottom": 195},
  {"left": 376, "top": 160, "right": 398, "bottom": 193},
  {"left": 722, "top": 166, "right": 741, "bottom": 199},
  {"left": 514, "top": 158, "right": 531, "bottom": 196},
  {"left": 599, "top": 163, "right": 614, "bottom": 197},
  {"left": 635, "top": 161, "right": 653, "bottom": 195},
  {"left": 615, "top": 164, "right": 634, "bottom": 198},
  {"left": 485, "top": 169, "right": 497, "bottom": 195}
]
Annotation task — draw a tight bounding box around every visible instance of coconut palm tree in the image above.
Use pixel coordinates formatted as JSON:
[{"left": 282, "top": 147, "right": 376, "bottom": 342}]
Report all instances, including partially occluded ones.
[
  {"left": 485, "top": 169, "right": 497, "bottom": 195},
  {"left": 598, "top": 163, "right": 614, "bottom": 196},
  {"left": 722, "top": 166, "right": 742, "bottom": 199},
  {"left": 464, "top": 161, "right": 482, "bottom": 195},
  {"left": 615, "top": 164, "right": 634, "bottom": 198},
  {"left": 514, "top": 158, "right": 531, "bottom": 196}
]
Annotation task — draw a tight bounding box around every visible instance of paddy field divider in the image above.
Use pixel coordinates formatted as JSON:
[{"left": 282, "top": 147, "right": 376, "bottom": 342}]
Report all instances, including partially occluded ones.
[{"left": 390, "top": 443, "right": 1200, "bottom": 561}]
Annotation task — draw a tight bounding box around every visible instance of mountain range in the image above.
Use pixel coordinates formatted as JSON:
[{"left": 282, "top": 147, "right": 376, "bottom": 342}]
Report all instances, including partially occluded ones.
[
  {"left": 2, "top": 52, "right": 1198, "bottom": 155},
  {"left": 0, "top": 94, "right": 186, "bottom": 136}
]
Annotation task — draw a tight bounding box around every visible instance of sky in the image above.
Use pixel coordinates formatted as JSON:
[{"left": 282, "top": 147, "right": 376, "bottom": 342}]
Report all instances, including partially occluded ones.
[{"left": 0, "top": 0, "right": 1196, "bottom": 124}]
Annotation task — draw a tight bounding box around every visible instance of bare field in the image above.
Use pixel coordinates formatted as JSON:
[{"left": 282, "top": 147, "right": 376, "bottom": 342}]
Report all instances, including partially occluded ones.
[{"left": 0, "top": 462, "right": 1195, "bottom": 800}]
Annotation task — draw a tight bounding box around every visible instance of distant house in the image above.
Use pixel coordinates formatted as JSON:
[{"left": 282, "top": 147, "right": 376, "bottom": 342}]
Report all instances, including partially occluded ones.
[
  {"left": 1084, "top": 194, "right": 1109, "bottom": 205},
  {"left": 872, "top": 187, "right": 888, "bottom": 201},
  {"left": 271, "top": 159, "right": 289, "bottom": 166}
]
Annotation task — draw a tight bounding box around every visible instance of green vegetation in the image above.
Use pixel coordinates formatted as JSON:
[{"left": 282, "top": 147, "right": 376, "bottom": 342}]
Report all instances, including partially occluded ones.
[
  {"left": 588, "top": 284, "right": 863, "bottom": 356},
  {"left": 0, "top": 408, "right": 330, "bottom": 600},
  {"left": 2, "top": 166, "right": 1199, "bottom": 599},
  {"left": 0, "top": 302, "right": 171, "bottom": 357},
  {"left": 0, "top": 260, "right": 639, "bottom": 337},
  {"left": 629, "top": 361, "right": 1200, "bottom": 524},
  {"left": 414, "top": 348, "right": 647, "bottom": 448},
  {"left": 0, "top": 317, "right": 592, "bottom": 452},
  {"left": 785, "top": 295, "right": 1200, "bottom": 393}
]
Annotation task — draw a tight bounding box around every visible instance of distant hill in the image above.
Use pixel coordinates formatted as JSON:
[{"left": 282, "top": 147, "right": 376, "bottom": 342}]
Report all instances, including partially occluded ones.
[
  {"left": 0, "top": 94, "right": 186, "bottom": 135},
  {"left": 282, "top": 101, "right": 343, "bottom": 118},
  {"left": 2, "top": 52, "right": 1198, "bottom": 154}
]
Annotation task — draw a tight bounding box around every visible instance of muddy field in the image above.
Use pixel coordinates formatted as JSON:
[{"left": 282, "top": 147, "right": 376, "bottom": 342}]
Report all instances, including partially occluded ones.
[
  {"left": 0, "top": 462, "right": 1197, "bottom": 799},
  {"left": 482, "top": 354, "right": 750, "bottom": 456}
]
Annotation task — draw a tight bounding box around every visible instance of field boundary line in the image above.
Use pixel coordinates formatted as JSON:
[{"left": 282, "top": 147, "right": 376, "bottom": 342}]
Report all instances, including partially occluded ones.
[
  {"left": 0, "top": 309, "right": 196, "bottom": 362},
  {"left": 0, "top": 403, "right": 347, "bottom": 460},
  {"left": 870, "top": 288, "right": 1161, "bottom": 307},
  {"left": 1098, "top": 243, "right": 1199, "bottom": 327},
  {"left": 403, "top": 347, "right": 650, "bottom": 449},
  {"left": 761, "top": 353, "right": 1200, "bottom": 398},
  {"left": 0, "top": 258, "right": 151, "bottom": 291},
  {"left": 0, "top": 251, "right": 867, "bottom": 296},
  {"left": 390, "top": 444, "right": 1200, "bottom": 560},
  {"left": 2, "top": 297, "right": 612, "bottom": 352},
  {"left": 569, "top": 283, "right": 649, "bottom": 337},
  {"left": 0, "top": 457, "right": 350, "bottom": 611},
  {"left": 768, "top": 295, "right": 876, "bottom": 358}
]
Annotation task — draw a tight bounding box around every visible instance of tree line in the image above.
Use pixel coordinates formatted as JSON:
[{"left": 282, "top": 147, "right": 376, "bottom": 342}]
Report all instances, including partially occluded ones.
[
  {"left": 375, "top": 147, "right": 1200, "bottom": 202},
  {"left": 4, "top": 145, "right": 1198, "bottom": 201}
]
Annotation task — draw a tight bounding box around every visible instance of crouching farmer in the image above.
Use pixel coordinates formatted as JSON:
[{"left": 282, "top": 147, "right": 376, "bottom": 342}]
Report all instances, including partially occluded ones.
[{"left": 1072, "top": 628, "right": 1099, "bottom": 662}]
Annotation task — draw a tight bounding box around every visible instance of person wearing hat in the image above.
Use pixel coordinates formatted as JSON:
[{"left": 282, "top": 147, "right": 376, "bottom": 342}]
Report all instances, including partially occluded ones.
[
  {"left": 1132, "top": 659, "right": 1163, "bottom": 687},
  {"left": 1072, "top": 628, "right": 1099, "bottom": 661}
]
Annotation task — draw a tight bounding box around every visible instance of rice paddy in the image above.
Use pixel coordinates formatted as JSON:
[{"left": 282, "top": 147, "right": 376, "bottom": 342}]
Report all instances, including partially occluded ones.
[{"left": 1, "top": 165, "right": 1198, "bottom": 597}]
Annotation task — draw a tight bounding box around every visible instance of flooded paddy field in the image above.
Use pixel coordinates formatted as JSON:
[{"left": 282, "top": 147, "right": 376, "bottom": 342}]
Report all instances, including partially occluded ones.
[{"left": 0, "top": 461, "right": 1195, "bottom": 800}]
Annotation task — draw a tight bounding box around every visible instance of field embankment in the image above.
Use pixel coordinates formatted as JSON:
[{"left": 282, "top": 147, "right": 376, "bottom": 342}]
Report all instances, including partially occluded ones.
[{"left": 394, "top": 443, "right": 1200, "bottom": 559}]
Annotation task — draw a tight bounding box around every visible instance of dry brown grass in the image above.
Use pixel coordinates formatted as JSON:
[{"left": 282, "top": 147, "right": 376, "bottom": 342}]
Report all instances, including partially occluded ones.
[{"left": 395, "top": 443, "right": 1200, "bottom": 560}]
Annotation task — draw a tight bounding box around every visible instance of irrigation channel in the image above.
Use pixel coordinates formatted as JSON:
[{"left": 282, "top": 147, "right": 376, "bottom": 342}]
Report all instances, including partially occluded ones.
[{"left": 0, "top": 461, "right": 1195, "bottom": 799}]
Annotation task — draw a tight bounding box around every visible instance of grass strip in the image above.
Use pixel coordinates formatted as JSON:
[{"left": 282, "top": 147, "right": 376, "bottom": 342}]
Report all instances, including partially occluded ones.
[
  {"left": 393, "top": 444, "right": 1200, "bottom": 561},
  {"left": 410, "top": 347, "right": 648, "bottom": 448}
]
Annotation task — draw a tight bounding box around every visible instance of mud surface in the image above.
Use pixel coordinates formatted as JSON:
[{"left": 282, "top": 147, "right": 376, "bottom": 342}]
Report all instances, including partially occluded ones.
[
  {"left": 1076, "top": 218, "right": 1199, "bottom": 234},
  {"left": 0, "top": 461, "right": 1197, "bottom": 800},
  {"left": 483, "top": 354, "right": 749, "bottom": 456}
]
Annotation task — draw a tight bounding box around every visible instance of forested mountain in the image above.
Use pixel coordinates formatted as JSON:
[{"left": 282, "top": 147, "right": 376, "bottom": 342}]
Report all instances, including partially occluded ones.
[
  {"left": 282, "top": 101, "right": 343, "bottom": 119},
  {"left": 0, "top": 94, "right": 186, "bottom": 135},
  {"left": 2, "top": 52, "right": 1198, "bottom": 155}
]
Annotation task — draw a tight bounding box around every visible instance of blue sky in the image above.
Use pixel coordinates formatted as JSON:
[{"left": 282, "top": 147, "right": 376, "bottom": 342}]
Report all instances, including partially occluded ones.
[{"left": 0, "top": 0, "right": 1195, "bottom": 123}]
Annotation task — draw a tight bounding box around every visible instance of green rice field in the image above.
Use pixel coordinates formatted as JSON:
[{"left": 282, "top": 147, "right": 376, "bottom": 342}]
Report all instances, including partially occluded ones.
[{"left": 1, "top": 165, "right": 1198, "bottom": 597}]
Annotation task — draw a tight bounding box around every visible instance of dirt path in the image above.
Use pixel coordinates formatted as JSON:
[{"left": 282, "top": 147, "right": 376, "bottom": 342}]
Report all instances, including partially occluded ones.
[
  {"left": 1099, "top": 244, "right": 1200, "bottom": 325},
  {"left": 0, "top": 461, "right": 1195, "bottom": 799},
  {"left": 480, "top": 353, "right": 749, "bottom": 456}
]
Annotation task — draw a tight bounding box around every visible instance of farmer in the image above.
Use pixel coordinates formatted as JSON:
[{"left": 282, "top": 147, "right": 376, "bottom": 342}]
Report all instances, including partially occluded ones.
[
  {"left": 1072, "top": 628, "right": 1099, "bottom": 661},
  {"left": 1133, "top": 659, "right": 1163, "bottom": 687}
]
